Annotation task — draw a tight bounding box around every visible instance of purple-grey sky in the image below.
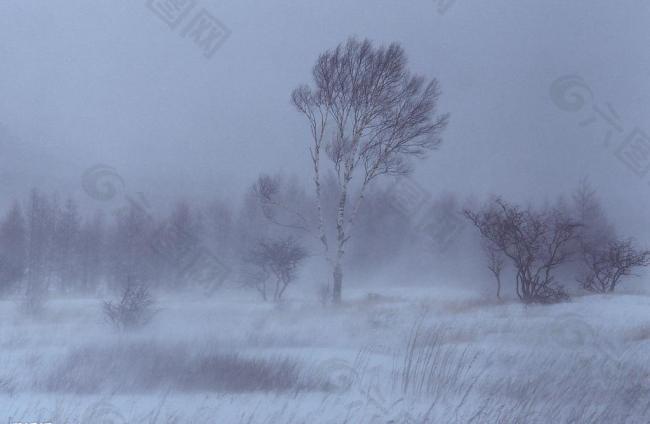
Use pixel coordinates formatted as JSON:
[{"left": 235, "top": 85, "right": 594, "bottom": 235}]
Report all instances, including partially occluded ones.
[{"left": 0, "top": 0, "right": 649, "bottom": 239}]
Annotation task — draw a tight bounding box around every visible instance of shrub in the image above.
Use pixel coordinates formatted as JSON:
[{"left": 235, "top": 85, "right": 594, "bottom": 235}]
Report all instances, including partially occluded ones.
[
  {"left": 103, "top": 284, "right": 156, "bottom": 330},
  {"left": 246, "top": 236, "right": 308, "bottom": 302},
  {"left": 578, "top": 238, "right": 650, "bottom": 293},
  {"left": 465, "top": 198, "right": 578, "bottom": 304}
]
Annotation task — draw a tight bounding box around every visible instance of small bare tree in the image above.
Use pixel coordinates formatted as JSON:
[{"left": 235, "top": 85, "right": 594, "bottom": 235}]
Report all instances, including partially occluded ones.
[
  {"left": 483, "top": 242, "right": 505, "bottom": 300},
  {"left": 247, "top": 237, "right": 308, "bottom": 302},
  {"left": 465, "top": 198, "right": 579, "bottom": 304},
  {"left": 292, "top": 37, "right": 449, "bottom": 303},
  {"left": 578, "top": 238, "right": 650, "bottom": 293}
]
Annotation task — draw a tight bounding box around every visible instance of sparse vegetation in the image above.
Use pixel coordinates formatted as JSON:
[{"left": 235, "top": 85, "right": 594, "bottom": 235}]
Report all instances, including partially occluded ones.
[
  {"left": 44, "top": 341, "right": 318, "bottom": 394},
  {"left": 465, "top": 198, "right": 579, "bottom": 304},
  {"left": 246, "top": 236, "right": 308, "bottom": 302},
  {"left": 103, "top": 283, "right": 157, "bottom": 330},
  {"left": 578, "top": 238, "right": 650, "bottom": 293}
]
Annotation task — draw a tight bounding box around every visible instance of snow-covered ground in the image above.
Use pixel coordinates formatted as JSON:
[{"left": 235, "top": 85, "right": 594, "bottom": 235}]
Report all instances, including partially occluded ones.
[{"left": 1, "top": 286, "right": 649, "bottom": 423}]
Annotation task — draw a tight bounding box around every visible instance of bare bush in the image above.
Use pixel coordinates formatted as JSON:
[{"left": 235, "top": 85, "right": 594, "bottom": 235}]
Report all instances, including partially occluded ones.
[
  {"left": 103, "top": 283, "right": 156, "bottom": 330},
  {"left": 578, "top": 238, "right": 650, "bottom": 293},
  {"left": 570, "top": 180, "right": 650, "bottom": 293},
  {"left": 465, "top": 198, "right": 579, "bottom": 304},
  {"left": 246, "top": 237, "right": 308, "bottom": 302}
]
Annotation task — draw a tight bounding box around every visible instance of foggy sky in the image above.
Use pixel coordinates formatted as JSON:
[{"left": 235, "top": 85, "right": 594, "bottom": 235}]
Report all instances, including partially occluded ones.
[{"left": 0, "top": 0, "right": 649, "bottom": 240}]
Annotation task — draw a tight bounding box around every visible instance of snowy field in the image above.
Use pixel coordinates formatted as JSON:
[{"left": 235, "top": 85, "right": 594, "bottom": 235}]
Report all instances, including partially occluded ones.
[{"left": 1, "top": 285, "right": 649, "bottom": 424}]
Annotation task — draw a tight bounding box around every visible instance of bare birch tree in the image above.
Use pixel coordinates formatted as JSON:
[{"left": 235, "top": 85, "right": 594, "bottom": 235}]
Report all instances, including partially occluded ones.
[{"left": 291, "top": 37, "right": 449, "bottom": 303}]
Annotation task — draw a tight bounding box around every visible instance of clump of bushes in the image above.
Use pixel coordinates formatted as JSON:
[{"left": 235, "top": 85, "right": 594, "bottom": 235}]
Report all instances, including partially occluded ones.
[{"left": 465, "top": 180, "right": 650, "bottom": 304}]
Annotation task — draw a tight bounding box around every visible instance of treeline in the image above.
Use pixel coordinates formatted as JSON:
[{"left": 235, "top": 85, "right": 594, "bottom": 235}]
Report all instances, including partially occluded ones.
[
  {"left": 0, "top": 175, "right": 452, "bottom": 299},
  {"left": 0, "top": 188, "right": 241, "bottom": 298},
  {"left": 4, "top": 175, "right": 636, "bottom": 306}
]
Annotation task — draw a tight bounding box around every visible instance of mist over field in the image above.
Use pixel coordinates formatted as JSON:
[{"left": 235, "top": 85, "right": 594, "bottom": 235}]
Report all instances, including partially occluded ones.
[{"left": 1, "top": 1, "right": 650, "bottom": 423}]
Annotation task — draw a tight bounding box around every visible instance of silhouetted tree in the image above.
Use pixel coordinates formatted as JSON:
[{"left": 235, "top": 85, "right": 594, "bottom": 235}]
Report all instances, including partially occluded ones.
[
  {"left": 569, "top": 179, "right": 650, "bottom": 293},
  {"left": 465, "top": 198, "right": 579, "bottom": 304},
  {"left": 578, "top": 238, "right": 650, "bottom": 293},
  {"left": 483, "top": 242, "right": 504, "bottom": 300},
  {"left": 247, "top": 236, "right": 308, "bottom": 301},
  {"left": 292, "top": 37, "right": 449, "bottom": 303}
]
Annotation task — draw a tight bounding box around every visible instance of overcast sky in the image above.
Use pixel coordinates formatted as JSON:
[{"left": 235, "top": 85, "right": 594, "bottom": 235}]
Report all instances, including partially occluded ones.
[{"left": 0, "top": 0, "right": 649, "bottom": 239}]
